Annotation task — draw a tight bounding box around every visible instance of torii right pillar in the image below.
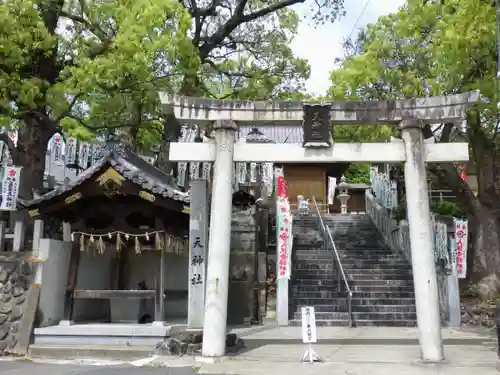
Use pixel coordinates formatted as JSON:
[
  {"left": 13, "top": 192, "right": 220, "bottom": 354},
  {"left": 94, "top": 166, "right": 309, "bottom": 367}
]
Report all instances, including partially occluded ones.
[{"left": 400, "top": 119, "right": 444, "bottom": 362}]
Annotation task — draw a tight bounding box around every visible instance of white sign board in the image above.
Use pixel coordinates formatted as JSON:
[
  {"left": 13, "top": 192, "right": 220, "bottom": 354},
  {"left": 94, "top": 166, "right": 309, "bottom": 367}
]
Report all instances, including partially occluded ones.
[
  {"left": 453, "top": 218, "right": 468, "bottom": 279},
  {"left": 0, "top": 166, "right": 21, "bottom": 211},
  {"left": 301, "top": 306, "right": 317, "bottom": 344}
]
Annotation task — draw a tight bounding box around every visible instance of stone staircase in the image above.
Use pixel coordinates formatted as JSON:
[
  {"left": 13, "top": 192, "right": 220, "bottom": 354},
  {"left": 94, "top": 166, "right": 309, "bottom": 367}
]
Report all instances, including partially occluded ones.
[{"left": 289, "top": 214, "right": 417, "bottom": 327}]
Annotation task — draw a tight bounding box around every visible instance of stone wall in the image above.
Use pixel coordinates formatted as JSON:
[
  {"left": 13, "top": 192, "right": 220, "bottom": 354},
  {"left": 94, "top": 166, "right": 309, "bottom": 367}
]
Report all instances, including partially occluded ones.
[
  {"left": 228, "top": 207, "right": 257, "bottom": 325},
  {"left": 0, "top": 253, "right": 33, "bottom": 352}
]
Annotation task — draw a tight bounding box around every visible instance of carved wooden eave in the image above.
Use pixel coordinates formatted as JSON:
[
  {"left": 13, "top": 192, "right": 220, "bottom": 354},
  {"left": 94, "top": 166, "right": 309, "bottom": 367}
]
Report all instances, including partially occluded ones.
[
  {"left": 19, "top": 140, "right": 190, "bottom": 219},
  {"left": 159, "top": 91, "right": 480, "bottom": 125}
]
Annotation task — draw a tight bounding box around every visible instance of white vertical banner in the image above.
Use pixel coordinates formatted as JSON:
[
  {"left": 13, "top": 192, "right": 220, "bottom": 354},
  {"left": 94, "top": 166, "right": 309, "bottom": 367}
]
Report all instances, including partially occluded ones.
[
  {"left": 0, "top": 166, "right": 21, "bottom": 211},
  {"left": 453, "top": 218, "right": 468, "bottom": 279},
  {"left": 8, "top": 130, "right": 18, "bottom": 147},
  {"left": 91, "top": 143, "right": 102, "bottom": 164},
  {"left": 237, "top": 163, "right": 247, "bottom": 184},
  {"left": 250, "top": 162, "right": 257, "bottom": 183},
  {"left": 79, "top": 142, "right": 90, "bottom": 169},
  {"left": 202, "top": 162, "right": 211, "bottom": 181},
  {"left": 177, "top": 162, "right": 187, "bottom": 186},
  {"left": 276, "top": 198, "right": 291, "bottom": 279},
  {"left": 286, "top": 212, "right": 293, "bottom": 278},
  {"left": 65, "top": 136, "right": 77, "bottom": 165},
  {"left": 390, "top": 180, "right": 398, "bottom": 209},
  {"left": 51, "top": 134, "right": 63, "bottom": 163},
  {"left": 327, "top": 177, "right": 337, "bottom": 205},
  {"left": 189, "top": 162, "right": 200, "bottom": 180}
]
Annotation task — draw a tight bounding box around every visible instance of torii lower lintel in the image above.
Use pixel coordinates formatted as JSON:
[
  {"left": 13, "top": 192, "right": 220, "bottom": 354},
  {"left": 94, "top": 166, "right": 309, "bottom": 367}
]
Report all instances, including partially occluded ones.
[{"left": 169, "top": 141, "right": 469, "bottom": 163}]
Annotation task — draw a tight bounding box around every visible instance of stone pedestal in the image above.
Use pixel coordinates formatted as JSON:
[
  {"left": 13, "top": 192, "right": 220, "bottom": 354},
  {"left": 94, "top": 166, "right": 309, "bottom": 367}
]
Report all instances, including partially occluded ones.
[{"left": 338, "top": 193, "right": 350, "bottom": 214}]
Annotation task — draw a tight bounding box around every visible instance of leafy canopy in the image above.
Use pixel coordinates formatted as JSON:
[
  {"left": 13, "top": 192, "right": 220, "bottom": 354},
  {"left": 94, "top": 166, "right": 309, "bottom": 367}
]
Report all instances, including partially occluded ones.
[{"left": 0, "top": 0, "right": 197, "bottom": 142}]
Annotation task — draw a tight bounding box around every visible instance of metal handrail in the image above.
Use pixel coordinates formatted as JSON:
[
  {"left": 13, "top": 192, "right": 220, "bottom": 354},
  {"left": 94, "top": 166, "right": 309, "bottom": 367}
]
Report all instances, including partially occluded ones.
[{"left": 312, "top": 196, "right": 353, "bottom": 328}]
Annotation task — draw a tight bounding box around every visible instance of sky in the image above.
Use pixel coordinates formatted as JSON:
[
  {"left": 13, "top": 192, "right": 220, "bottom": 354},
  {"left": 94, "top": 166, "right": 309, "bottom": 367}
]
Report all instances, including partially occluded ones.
[{"left": 291, "top": 0, "right": 407, "bottom": 95}]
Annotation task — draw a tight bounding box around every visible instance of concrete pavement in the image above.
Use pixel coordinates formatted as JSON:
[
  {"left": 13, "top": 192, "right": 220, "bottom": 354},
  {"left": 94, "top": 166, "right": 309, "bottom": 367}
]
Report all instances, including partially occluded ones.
[
  {"left": 0, "top": 361, "right": 200, "bottom": 375},
  {"left": 21, "top": 326, "right": 499, "bottom": 375},
  {"left": 194, "top": 326, "right": 500, "bottom": 375}
]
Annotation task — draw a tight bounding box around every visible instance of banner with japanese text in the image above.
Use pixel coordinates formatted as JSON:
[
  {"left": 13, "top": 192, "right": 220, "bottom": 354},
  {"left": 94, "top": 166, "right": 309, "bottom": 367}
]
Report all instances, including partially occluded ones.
[
  {"left": 0, "top": 166, "right": 21, "bottom": 211},
  {"left": 327, "top": 177, "right": 337, "bottom": 205},
  {"left": 65, "top": 137, "right": 78, "bottom": 165},
  {"left": 275, "top": 167, "right": 293, "bottom": 279},
  {"left": 453, "top": 218, "right": 468, "bottom": 279}
]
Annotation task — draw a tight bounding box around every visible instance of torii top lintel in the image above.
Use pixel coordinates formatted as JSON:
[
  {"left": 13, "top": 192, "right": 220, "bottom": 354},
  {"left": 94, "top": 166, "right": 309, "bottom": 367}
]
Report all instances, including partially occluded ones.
[{"left": 158, "top": 91, "right": 480, "bottom": 125}]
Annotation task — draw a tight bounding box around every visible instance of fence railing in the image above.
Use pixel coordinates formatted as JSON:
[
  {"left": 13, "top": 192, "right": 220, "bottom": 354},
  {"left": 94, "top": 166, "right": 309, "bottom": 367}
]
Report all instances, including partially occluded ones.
[
  {"left": 365, "top": 189, "right": 461, "bottom": 327},
  {"left": 312, "top": 197, "right": 353, "bottom": 327}
]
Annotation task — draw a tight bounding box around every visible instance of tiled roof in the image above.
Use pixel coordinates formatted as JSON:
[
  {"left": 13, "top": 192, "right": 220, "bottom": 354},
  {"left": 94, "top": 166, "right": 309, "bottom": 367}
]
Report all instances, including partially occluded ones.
[
  {"left": 236, "top": 125, "right": 303, "bottom": 143},
  {"left": 20, "top": 141, "right": 189, "bottom": 207}
]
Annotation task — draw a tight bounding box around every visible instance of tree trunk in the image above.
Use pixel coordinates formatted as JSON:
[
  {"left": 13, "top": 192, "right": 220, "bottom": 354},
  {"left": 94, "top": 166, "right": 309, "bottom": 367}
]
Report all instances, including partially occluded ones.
[
  {"left": 13, "top": 117, "right": 54, "bottom": 199},
  {"left": 431, "top": 112, "right": 500, "bottom": 297},
  {"left": 469, "top": 206, "right": 500, "bottom": 284}
]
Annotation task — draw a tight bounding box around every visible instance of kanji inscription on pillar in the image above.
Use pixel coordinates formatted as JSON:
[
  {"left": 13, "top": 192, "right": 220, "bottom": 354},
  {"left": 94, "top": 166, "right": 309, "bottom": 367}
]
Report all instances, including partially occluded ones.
[
  {"left": 188, "top": 179, "right": 208, "bottom": 329},
  {"left": 190, "top": 234, "right": 205, "bottom": 286}
]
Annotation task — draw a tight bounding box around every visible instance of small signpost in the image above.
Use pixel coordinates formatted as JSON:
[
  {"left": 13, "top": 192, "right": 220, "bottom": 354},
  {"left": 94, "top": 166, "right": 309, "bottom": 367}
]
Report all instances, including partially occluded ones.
[{"left": 300, "top": 306, "right": 322, "bottom": 363}]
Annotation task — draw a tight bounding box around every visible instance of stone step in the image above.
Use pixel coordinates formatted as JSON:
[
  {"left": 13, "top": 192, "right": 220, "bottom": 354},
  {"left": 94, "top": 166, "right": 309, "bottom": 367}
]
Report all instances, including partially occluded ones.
[
  {"left": 291, "top": 287, "right": 415, "bottom": 299},
  {"left": 291, "top": 272, "right": 336, "bottom": 280},
  {"left": 347, "top": 273, "right": 413, "bottom": 280},
  {"left": 293, "top": 263, "right": 335, "bottom": 271},
  {"left": 340, "top": 263, "right": 412, "bottom": 269},
  {"left": 293, "top": 297, "right": 416, "bottom": 307},
  {"left": 288, "top": 319, "right": 417, "bottom": 327},
  {"left": 290, "top": 294, "right": 416, "bottom": 306},
  {"left": 292, "top": 311, "right": 417, "bottom": 321},
  {"left": 294, "top": 251, "right": 401, "bottom": 258},
  {"left": 291, "top": 278, "right": 413, "bottom": 293},
  {"left": 291, "top": 274, "right": 413, "bottom": 284},
  {"left": 302, "top": 304, "right": 416, "bottom": 313}
]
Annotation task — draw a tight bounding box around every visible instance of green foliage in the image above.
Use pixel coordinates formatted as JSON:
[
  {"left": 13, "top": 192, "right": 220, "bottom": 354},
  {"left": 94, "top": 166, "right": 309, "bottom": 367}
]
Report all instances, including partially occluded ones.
[
  {"left": 391, "top": 203, "right": 407, "bottom": 222},
  {"left": 391, "top": 200, "right": 466, "bottom": 221},
  {"left": 0, "top": 0, "right": 348, "bottom": 159},
  {"left": 344, "top": 164, "right": 370, "bottom": 184},
  {"left": 431, "top": 200, "right": 467, "bottom": 219},
  {"left": 329, "top": 0, "right": 496, "bottom": 122},
  {"left": 329, "top": 0, "right": 499, "bottom": 220},
  {"left": 0, "top": 0, "right": 198, "bottom": 155}
]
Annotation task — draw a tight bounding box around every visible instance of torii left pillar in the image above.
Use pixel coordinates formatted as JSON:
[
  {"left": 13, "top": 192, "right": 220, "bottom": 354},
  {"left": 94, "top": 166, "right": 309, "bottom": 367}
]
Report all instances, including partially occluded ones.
[{"left": 202, "top": 120, "right": 237, "bottom": 357}]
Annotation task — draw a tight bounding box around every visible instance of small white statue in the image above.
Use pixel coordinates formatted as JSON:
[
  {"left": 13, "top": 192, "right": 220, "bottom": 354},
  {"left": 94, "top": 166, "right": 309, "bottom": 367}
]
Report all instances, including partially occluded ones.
[{"left": 297, "top": 195, "right": 309, "bottom": 215}]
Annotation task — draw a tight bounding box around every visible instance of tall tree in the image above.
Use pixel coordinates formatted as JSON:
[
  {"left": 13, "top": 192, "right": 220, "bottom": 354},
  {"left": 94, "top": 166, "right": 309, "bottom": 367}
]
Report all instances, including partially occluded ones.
[
  {"left": 329, "top": 0, "right": 498, "bottom": 292},
  {"left": 0, "top": 0, "right": 196, "bottom": 198},
  {"left": 154, "top": 0, "right": 347, "bottom": 173}
]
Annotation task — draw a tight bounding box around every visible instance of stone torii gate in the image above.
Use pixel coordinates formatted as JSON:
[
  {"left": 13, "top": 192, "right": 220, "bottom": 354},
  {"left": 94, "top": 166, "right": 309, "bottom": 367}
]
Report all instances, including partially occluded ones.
[{"left": 159, "top": 91, "right": 479, "bottom": 362}]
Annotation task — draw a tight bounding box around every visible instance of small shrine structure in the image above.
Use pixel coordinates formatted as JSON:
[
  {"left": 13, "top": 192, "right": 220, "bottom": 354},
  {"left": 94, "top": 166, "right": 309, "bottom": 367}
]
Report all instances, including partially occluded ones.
[{"left": 21, "top": 139, "right": 191, "bottom": 338}]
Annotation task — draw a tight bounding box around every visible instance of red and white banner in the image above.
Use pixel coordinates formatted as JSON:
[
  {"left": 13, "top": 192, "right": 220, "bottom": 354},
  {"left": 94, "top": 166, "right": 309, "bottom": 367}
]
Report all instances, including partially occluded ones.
[
  {"left": 51, "top": 134, "right": 63, "bottom": 163},
  {"left": 455, "top": 164, "right": 467, "bottom": 181},
  {"left": 275, "top": 167, "right": 292, "bottom": 279},
  {"left": 453, "top": 218, "right": 468, "bottom": 279},
  {"left": 275, "top": 167, "right": 288, "bottom": 199},
  {"left": 0, "top": 166, "right": 21, "bottom": 211}
]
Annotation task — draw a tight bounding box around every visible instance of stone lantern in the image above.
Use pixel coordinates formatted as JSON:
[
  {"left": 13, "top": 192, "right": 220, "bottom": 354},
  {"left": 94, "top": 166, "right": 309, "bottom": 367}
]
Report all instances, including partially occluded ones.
[{"left": 337, "top": 175, "right": 350, "bottom": 214}]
